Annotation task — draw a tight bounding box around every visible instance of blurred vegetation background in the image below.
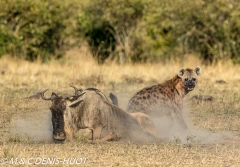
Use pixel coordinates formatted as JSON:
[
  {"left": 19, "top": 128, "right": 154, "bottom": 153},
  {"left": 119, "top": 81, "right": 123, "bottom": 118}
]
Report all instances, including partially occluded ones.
[{"left": 0, "top": 0, "right": 240, "bottom": 64}]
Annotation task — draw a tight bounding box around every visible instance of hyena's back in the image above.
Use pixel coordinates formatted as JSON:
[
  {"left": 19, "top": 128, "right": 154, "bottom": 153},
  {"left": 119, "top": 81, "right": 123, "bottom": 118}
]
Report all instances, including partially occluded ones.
[{"left": 126, "top": 83, "right": 181, "bottom": 116}]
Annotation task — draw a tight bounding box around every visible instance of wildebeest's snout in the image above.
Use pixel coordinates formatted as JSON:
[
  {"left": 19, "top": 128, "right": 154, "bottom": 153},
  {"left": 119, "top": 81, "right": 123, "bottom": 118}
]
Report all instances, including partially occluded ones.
[
  {"left": 53, "top": 131, "right": 66, "bottom": 141},
  {"left": 52, "top": 117, "right": 66, "bottom": 141},
  {"left": 52, "top": 123, "right": 67, "bottom": 140}
]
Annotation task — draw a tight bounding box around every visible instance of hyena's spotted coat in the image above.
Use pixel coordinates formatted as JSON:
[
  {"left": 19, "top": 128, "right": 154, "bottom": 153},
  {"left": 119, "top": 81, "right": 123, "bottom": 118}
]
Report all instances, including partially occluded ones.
[{"left": 126, "top": 67, "right": 201, "bottom": 129}]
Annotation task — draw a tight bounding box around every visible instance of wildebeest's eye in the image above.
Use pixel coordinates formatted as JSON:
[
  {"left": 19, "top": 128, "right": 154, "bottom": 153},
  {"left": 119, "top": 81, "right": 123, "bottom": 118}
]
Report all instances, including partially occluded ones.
[
  {"left": 49, "top": 107, "right": 53, "bottom": 112},
  {"left": 61, "top": 105, "right": 66, "bottom": 110},
  {"left": 184, "top": 78, "right": 188, "bottom": 81},
  {"left": 192, "top": 78, "right": 196, "bottom": 81}
]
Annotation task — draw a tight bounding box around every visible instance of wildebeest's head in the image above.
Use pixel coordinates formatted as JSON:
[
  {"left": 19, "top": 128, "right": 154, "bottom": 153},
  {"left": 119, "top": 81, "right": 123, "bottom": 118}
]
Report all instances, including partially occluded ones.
[
  {"left": 41, "top": 86, "right": 83, "bottom": 141},
  {"left": 178, "top": 66, "right": 201, "bottom": 91}
]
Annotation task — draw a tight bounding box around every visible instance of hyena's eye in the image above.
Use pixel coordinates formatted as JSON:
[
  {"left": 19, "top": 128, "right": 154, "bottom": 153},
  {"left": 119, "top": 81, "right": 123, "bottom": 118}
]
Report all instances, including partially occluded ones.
[
  {"left": 192, "top": 78, "right": 196, "bottom": 81},
  {"left": 184, "top": 78, "right": 188, "bottom": 81}
]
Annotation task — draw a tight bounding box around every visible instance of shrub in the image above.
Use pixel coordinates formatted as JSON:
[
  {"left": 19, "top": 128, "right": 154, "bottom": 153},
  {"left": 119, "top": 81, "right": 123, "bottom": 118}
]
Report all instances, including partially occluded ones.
[
  {"left": 170, "top": 0, "right": 240, "bottom": 64},
  {"left": 78, "top": 0, "right": 147, "bottom": 63},
  {"left": 78, "top": 0, "right": 240, "bottom": 64},
  {"left": 0, "top": 0, "right": 79, "bottom": 61},
  {"left": 1, "top": 0, "right": 240, "bottom": 64}
]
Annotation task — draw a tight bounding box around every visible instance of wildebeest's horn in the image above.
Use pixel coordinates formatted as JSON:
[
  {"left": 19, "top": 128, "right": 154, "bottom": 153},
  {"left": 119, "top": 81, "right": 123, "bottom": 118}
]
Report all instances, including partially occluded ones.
[
  {"left": 41, "top": 89, "right": 56, "bottom": 100},
  {"left": 70, "top": 85, "right": 83, "bottom": 96}
]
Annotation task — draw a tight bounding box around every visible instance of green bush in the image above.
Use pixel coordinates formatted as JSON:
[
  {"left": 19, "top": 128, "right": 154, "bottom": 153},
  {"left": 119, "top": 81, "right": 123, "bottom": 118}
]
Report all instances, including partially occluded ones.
[
  {"left": 169, "top": 0, "right": 240, "bottom": 64},
  {"left": 0, "top": 0, "right": 79, "bottom": 61},
  {"left": 78, "top": 0, "right": 147, "bottom": 63},
  {"left": 78, "top": 0, "right": 240, "bottom": 64},
  {"left": 0, "top": 30, "right": 21, "bottom": 56},
  {"left": 1, "top": 0, "right": 240, "bottom": 64}
]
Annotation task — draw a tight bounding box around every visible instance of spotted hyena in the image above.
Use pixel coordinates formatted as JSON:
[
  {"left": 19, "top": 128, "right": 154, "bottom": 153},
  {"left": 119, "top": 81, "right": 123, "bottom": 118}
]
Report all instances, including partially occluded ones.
[{"left": 126, "top": 67, "right": 201, "bottom": 129}]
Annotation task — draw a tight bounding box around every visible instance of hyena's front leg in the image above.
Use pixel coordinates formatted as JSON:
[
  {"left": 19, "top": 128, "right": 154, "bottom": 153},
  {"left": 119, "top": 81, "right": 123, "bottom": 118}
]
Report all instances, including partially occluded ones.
[{"left": 171, "top": 109, "right": 188, "bottom": 130}]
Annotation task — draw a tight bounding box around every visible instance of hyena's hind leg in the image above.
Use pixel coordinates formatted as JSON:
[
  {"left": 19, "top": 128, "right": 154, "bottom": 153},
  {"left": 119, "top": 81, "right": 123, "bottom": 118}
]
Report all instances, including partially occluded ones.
[
  {"left": 130, "top": 112, "right": 162, "bottom": 140},
  {"left": 90, "top": 126, "right": 119, "bottom": 143}
]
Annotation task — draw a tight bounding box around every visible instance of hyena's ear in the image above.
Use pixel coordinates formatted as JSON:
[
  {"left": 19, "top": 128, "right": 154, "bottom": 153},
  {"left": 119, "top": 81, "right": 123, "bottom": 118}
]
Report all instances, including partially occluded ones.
[
  {"left": 194, "top": 66, "right": 201, "bottom": 76},
  {"left": 178, "top": 68, "right": 185, "bottom": 78}
]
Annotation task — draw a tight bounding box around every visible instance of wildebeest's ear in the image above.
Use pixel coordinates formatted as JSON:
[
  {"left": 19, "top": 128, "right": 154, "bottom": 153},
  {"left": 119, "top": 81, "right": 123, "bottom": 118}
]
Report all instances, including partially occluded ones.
[
  {"left": 67, "top": 95, "right": 81, "bottom": 102},
  {"left": 41, "top": 89, "right": 56, "bottom": 101},
  {"left": 66, "top": 92, "right": 85, "bottom": 102},
  {"left": 69, "top": 100, "right": 83, "bottom": 108},
  {"left": 194, "top": 66, "right": 201, "bottom": 76},
  {"left": 178, "top": 68, "right": 185, "bottom": 77},
  {"left": 52, "top": 92, "right": 59, "bottom": 97}
]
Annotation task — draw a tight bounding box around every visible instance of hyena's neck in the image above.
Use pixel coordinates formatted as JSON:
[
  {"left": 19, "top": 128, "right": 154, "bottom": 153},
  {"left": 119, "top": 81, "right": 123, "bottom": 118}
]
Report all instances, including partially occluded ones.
[{"left": 163, "top": 75, "right": 188, "bottom": 98}]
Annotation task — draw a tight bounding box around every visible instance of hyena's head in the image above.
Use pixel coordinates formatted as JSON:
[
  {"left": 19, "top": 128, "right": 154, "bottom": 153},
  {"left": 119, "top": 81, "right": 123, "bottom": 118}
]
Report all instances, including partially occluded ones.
[{"left": 178, "top": 66, "right": 201, "bottom": 91}]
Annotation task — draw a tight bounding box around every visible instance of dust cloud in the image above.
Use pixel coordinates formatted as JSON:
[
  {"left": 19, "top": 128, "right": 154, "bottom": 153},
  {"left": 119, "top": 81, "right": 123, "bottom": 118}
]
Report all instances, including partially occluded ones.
[
  {"left": 10, "top": 111, "right": 53, "bottom": 143},
  {"left": 10, "top": 93, "right": 235, "bottom": 144},
  {"left": 117, "top": 94, "right": 235, "bottom": 144},
  {"left": 152, "top": 109, "right": 234, "bottom": 144}
]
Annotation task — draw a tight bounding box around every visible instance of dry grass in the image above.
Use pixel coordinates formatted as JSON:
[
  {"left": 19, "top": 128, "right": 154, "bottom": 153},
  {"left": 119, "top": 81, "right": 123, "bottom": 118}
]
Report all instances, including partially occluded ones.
[{"left": 1, "top": 48, "right": 240, "bottom": 166}]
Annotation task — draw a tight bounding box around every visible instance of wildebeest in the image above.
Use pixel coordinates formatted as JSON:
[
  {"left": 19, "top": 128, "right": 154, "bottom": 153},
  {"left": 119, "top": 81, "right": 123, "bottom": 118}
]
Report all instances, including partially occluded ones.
[{"left": 41, "top": 87, "right": 161, "bottom": 142}]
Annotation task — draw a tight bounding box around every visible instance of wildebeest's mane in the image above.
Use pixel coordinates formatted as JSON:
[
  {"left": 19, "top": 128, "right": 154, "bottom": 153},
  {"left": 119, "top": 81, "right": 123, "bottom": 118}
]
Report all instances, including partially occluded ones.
[
  {"left": 86, "top": 88, "right": 136, "bottom": 121},
  {"left": 85, "top": 88, "right": 111, "bottom": 102},
  {"left": 85, "top": 87, "right": 100, "bottom": 91}
]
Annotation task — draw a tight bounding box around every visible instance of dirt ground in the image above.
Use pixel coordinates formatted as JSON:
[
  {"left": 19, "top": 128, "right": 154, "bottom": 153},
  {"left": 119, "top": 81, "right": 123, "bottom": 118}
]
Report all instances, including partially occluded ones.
[{"left": 1, "top": 54, "right": 240, "bottom": 166}]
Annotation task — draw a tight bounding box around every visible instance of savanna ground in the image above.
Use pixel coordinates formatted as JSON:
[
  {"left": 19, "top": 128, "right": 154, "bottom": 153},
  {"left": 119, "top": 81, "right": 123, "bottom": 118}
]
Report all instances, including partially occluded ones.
[{"left": 1, "top": 48, "right": 240, "bottom": 166}]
